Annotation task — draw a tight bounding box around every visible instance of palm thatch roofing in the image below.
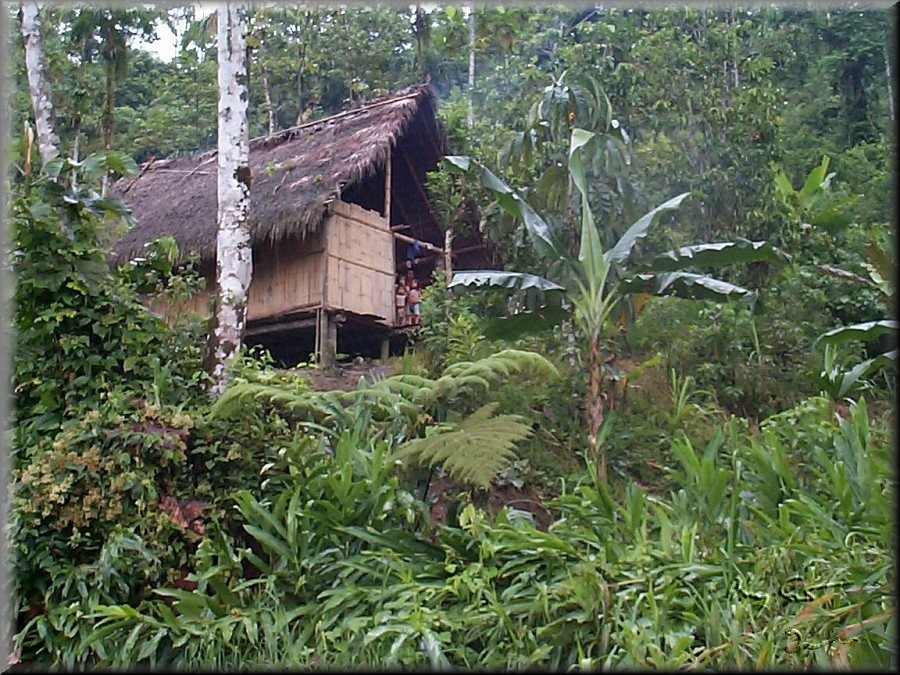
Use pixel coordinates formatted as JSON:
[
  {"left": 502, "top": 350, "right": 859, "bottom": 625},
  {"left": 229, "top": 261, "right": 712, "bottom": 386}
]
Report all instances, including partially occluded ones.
[{"left": 110, "top": 83, "right": 445, "bottom": 265}]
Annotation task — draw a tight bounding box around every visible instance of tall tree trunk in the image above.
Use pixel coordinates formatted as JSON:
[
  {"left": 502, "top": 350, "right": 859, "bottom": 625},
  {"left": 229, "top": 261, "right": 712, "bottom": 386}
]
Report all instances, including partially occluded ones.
[
  {"left": 260, "top": 60, "right": 275, "bottom": 136},
  {"left": 467, "top": 5, "right": 475, "bottom": 129},
  {"left": 206, "top": 1, "right": 252, "bottom": 397},
  {"left": 20, "top": 1, "right": 59, "bottom": 164},
  {"left": 295, "top": 61, "right": 305, "bottom": 125},
  {"left": 885, "top": 39, "right": 895, "bottom": 124},
  {"left": 100, "top": 66, "right": 114, "bottom": 196}
]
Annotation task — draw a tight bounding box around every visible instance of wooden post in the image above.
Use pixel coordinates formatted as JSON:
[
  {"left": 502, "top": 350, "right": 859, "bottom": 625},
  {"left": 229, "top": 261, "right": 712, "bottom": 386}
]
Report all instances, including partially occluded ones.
[
  {"left": 443, "top": 228, "right": 453, "bottom": 284},
  {"left": 383, "top": 145, "right": 392, "bottom": 222},
  {"left": 314, "top": 307, "right": 321, "bottom": 364},
  {"left": 380, "top": 337, "right": 390, "bottom": 363},
  {"left": 319, "top": 310, "right": 336, "bottom": 370},
  {"left": 327, "top": 315, "right": 337, "bottom": 370}
]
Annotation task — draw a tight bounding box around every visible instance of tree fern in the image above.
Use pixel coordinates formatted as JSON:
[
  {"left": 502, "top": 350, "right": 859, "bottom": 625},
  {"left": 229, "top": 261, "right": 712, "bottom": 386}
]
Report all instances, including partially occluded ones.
[
  {"left": 210, "top": 349, "right": 558, "bottom": 449},
  {"left": 392, "top": 403, "right": 534, "bottom": 490}
]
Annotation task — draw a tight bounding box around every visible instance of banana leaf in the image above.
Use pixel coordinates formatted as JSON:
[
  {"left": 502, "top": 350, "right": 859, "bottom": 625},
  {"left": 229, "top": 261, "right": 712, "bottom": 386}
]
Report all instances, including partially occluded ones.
[
  {"left": 449, "top": 270, "right": 565, "bottom": 293},
  {"left": 816, "top": 264, "right": 874, "bottom": 287},
  {"left": 649, "top": 239, "right": 791, "bottom": 272},
  {"left": 605, "top": 192, "right": 692, "bottom": 265},
  {"left": 823, "top": 350, "right": 897, "bottom": 399},
  {"left": 817, "top": 320, "right": 899, "bottom": 346},
  {"left": 619, "top": 272, "right": 757, "bottom": 307},
  {"left": 443, "top": 155, "right": 560, "bottom": 259}
]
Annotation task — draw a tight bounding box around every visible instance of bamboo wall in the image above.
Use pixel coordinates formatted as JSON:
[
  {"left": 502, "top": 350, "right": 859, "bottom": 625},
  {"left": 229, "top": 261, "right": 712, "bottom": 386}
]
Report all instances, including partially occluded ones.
[
  {"left": 324, "top": 200, "right": 394, "bottom": 324},
  {"left": 248, "top": 229, "right": 326, "bottom": 320},
  {"left": 149, "top": 200, "right": 393, "bottom": 327}
]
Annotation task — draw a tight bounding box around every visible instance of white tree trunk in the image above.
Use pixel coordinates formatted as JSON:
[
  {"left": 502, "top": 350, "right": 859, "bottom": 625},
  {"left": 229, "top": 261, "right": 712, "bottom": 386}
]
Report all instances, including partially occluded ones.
[
  {"left": 207, "top": 1, "right": 252, "bottom": 397},
  {"left": 20, "top": 1, "right": 59, "bottom": 164}
]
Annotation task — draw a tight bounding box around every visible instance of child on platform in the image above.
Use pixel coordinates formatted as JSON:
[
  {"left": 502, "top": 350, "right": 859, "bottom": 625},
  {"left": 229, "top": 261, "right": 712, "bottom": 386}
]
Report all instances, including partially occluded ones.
[
  {"left": 395, "top": 276, "right": 408, "bottom": 327},
  {"left": 406, "top": 278, "right": 422, "bottom": 326}
]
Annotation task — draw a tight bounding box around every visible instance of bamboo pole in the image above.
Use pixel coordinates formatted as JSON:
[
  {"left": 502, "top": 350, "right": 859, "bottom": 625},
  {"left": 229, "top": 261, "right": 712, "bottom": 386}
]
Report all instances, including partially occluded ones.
[
  {"left": 384, "top": 144, "right": 392, "bottom": 222},
  {"left": 392, "top": 231, "right": 443, "bottom": 255}
]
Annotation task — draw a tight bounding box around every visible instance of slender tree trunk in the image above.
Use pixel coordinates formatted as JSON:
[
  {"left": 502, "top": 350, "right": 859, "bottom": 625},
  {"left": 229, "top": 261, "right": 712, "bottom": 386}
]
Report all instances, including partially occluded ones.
[
  {"left": 206, "top": 1, "right": 252, "bottom": 397},
  {"left": 885, "top": 40, "right": 895, "bottom": 123},
  {"left": 260, "top": 61, "right": 275, "bottom": 136},
  {"left": 295, "top": 62, "right": 305, "bottom": 125},
  {"left": 467, "top": 5, "right": 475, "bottom": 129},
  {"left": 100, "top": 66, "right": 115, "bottom": 195},
  {"left": 20, "top": 1, "right": 59, "bottom": 164}
]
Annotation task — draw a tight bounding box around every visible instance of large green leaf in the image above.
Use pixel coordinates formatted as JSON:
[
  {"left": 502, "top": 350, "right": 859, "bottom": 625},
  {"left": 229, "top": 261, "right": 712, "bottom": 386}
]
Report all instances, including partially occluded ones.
[
  {"left": 821, "top": 349, "right": 897, "bottom": 399},
  {"left": 649, "top": 239, "right": 791, "bottom": 271},
  {"left": 816, "top": 264, "right": 874, "bottom": 287},
  {"left": 620, "top": 272, "right": 757, "bottom": 307},
  {"left": 798, "top": 155, "right": 831, "bottom": 200},
  {"left": 569, "top": 128, "right": 606, "bottom": 286},
  {"left": 817, "top": 320, "right": 899, "bottom": 347},
  {"left": 443, "top": 155, "right": 559, "bottom": 258},
  {"left": 449, "top": 270, "right": 565, "bottom": 292},
  {"left": 605, "top": 192, "right": 691, "bottom": 265}
]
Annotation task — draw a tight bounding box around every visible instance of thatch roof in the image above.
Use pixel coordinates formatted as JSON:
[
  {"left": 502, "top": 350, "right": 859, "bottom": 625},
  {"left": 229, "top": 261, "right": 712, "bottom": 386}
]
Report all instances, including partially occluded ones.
[{"left": 111, "top": 83, "right": 443, "bottom": 264}]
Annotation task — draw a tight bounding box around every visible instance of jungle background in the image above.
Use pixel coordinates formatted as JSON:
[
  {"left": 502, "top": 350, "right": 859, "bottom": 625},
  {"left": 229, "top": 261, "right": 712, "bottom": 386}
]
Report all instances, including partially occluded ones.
[{"left": 3, "top": 2, "right": 897, "bottom": 670}]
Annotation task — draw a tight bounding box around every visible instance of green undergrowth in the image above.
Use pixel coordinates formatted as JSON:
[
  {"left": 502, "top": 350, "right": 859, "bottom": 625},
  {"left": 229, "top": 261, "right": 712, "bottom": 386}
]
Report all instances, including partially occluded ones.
[{"left": 19, "top": 391, "right": 894, "bottom": 670}]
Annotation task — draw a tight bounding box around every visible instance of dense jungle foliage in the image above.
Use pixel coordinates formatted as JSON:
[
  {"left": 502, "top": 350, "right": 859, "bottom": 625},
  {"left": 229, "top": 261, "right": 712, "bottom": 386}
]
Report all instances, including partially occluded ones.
[{"left": 4, "top": 2, "right": 897, "bottom": 670}]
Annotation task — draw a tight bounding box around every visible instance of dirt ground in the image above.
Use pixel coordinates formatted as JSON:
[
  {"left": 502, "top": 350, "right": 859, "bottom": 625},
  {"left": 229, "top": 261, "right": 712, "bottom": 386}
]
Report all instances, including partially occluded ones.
[{"left": 297, "top": 357, "right": 398, "bottom": 391}]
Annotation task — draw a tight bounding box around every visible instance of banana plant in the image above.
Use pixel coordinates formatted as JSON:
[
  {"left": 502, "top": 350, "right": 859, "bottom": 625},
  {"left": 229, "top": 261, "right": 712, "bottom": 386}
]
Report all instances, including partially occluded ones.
[
  {"left": 775, "top": 159, "right": 897, "bottom": 400},
  {"left": 444, "top": 130, "right": 790, "bottom": 484}
]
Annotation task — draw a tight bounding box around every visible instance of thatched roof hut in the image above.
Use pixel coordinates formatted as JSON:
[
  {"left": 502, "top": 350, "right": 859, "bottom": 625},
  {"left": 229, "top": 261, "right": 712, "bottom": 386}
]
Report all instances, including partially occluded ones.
[
  {"left": 109, "top": 83, "right": 495, "bottom": 365},
  {"left": 111, "top": 83, "right": 446, "bottom": 265}
]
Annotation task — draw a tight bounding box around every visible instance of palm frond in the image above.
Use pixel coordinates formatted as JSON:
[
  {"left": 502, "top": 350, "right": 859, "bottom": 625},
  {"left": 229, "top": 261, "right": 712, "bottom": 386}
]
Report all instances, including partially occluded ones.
[{"left": 393, "top": 403, "right": 534, "bottom": 490}]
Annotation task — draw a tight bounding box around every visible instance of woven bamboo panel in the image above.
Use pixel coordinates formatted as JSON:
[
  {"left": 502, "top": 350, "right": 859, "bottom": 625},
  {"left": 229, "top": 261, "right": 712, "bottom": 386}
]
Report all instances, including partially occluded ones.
[
  {"left": 150, "top": 289, "right": 211, "bottom": 322},
  {"left": 247, "top": 230, "right": 326, "bottom": 320},
  {"left": 325, "top": 201, "right": 394, "bottom": 321}
]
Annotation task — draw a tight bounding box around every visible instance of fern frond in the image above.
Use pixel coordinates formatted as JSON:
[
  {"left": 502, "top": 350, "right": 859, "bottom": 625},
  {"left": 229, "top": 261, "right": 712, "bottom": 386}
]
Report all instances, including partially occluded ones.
[
  {"left": 442, "top": 361, "right": 499, "bottom": 383},
  {"left": 394, "top": 403, "right": 533, "bottom": 490},
  {"left": 210, "top": 382, "right": 315, "bottom": 419},
  {"left": 493, "top": 349, "right": 559, "bottom": 379},
  {"left": 443, "top": 349, "right": 558, "bottom": 387},
  {"left": 433, "top": 373, "right": 492, "bottom": 401},
  {"left": 466, "top": 401, "right": 500, "bottom": 424},
  {"left": 211, "top": 382, "right": 358, "bottom": 433}
]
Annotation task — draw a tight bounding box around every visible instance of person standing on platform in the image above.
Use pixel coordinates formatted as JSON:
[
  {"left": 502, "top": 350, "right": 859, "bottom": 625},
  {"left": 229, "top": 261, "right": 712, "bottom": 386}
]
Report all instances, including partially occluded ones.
[
  {"left": 395, "top": 276, "right": 408, "bottom": 327},
  {"left": 406, "top": 278, "right": 422, "bottom": 326}
]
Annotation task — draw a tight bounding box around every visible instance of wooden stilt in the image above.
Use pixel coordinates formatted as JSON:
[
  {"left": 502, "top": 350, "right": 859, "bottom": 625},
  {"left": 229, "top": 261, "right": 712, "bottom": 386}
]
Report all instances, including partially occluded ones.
[
  {"left": 319, "top": 310, "right": 336, "bottom": 370},
  {"left": 380, "top": 337, "right": 390, "bottom": 363},
  {"left": 314, "top": 307, "right": 321, "bottom": 365}
]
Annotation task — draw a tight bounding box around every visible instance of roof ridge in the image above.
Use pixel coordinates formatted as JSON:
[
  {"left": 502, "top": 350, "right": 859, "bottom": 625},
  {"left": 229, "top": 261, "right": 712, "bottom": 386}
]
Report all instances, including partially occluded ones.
[
  {"left": 252, "top": 84, "right": 430, "bottom": 145},
  {"left": 137, "top": 85, "right": 432, "bottom": 169}
]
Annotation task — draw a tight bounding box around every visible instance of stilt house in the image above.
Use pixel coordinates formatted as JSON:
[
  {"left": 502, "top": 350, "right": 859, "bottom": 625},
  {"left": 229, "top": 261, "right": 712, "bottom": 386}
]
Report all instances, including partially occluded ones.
[{"left": 111, "top": 84, "right": 489, "bottom": 366}]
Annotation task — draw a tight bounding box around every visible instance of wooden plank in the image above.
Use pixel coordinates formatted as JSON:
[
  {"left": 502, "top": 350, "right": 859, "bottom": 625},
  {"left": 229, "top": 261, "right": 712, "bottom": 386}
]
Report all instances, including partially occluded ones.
[{"left": 245, "top": 316, "right": 318, "bottom": 337}]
